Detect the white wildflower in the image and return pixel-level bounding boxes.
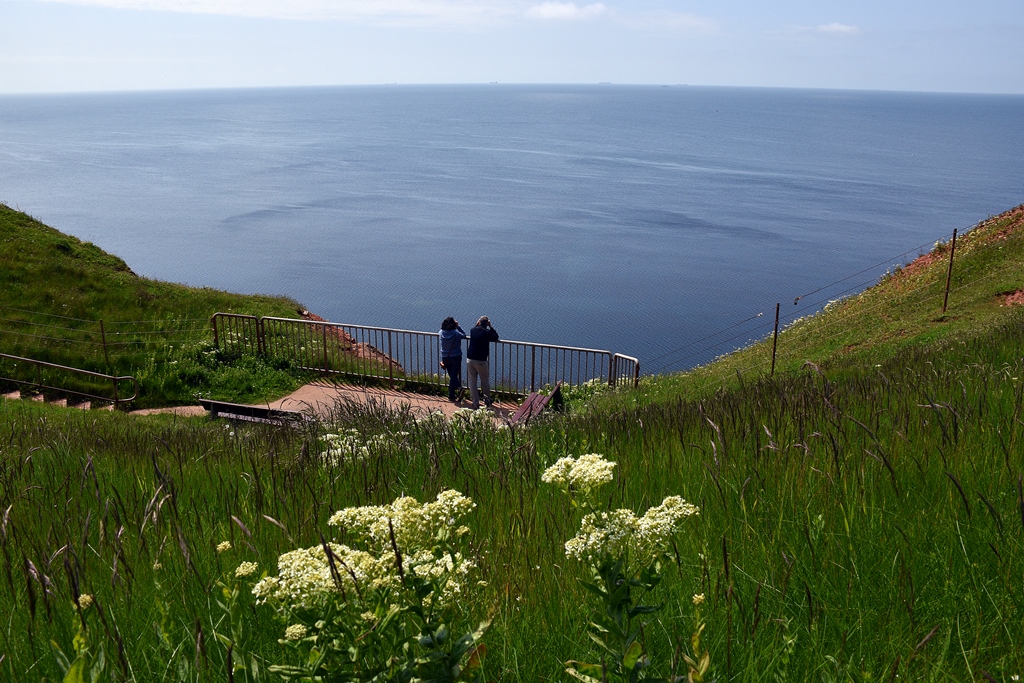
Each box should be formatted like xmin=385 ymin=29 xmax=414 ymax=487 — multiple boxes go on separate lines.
xmin=284 ymin=623 xmax=307 ymax=641
xmin=542 ymin=453 xmax=616 ymax=499
xmin=564 ymin=496 xmax=699 ymax=565
xmin=235 ymin=561 xmax=258 ymax=578
xmin=216 ymin=541 xmax=232 ymax=553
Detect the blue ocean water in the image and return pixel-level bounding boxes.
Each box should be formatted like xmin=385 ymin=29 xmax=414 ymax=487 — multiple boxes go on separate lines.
xmin=1 ymin=85 xmax=1022 ymax=372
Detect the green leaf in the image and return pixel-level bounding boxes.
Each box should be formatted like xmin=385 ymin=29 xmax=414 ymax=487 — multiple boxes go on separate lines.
xmin=623 ymin=641 xmax=643 ymax=672
xmin=63 ymin=658 xmax=86 ymax=683
xmin=89 ymin=646 xmax=106 ymax=683
xmin=579 ymin=579 xmax=607 ymax=599
xmin=627 ymin=603 xmax=662 ymax=618
xmin=587 ymin=631 xmax=615 ymax=654
xmin=50 ymin=641 xmax=71 ymax=675
xmin=565 ymin=663 xmax=603 ymax=683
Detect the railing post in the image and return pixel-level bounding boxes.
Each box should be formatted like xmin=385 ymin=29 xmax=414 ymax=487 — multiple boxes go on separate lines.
xmin=211 ymin=315 xmax=219 ymax=349
xmin=257 ymin=317 xmax=266 ymax=356
xmin=607 ymin=352 xmax=615 ymax=387
xmin=388 ymin=331 xmax=395 ymax=389
xmin=322 ymin=324 xmax=329 ymax=372
xmin=530 ymin=346 xmax=536 ymax=393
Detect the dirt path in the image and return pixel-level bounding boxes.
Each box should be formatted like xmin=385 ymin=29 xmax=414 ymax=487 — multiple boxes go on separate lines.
xmin=130 ymin=382 xmax=517 ymax=421
xmin=265 ymin=381 xmax=516 ymax=420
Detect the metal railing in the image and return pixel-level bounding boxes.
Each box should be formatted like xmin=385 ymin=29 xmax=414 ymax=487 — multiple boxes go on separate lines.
xmin=0 ymin=352 xmax=139 ymax=406
xmin=211 ymin=313 xmax=639 ymax=398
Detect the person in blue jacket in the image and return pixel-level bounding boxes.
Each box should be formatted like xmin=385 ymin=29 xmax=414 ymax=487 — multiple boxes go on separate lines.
xmin=466 ymin=315 xmax=499 ymax=409
xmin=438 ymin=316 xmax=467 ymax=402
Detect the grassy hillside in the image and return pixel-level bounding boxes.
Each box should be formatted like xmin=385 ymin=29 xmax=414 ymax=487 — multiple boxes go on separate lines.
xmin=0 ymin=203 xmax=311 ymax=407
xmin=1 ymin=205 xmax=1023 ymax=681
xmin=612 ymin=204 xmax=1024 ymax=408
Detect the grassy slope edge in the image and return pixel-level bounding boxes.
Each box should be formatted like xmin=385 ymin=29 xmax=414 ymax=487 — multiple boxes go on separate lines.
xmin=606 ymin=204 xmax=1024 ymax=409
xmin=0 ymin=203 xmax=311 ymax=407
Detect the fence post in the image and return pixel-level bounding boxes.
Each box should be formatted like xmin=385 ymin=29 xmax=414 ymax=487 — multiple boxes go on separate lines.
xmin=607 ymin=353 xmax=615 ymax=387
xmin=532 ymin=350 xmax=540 ymax=393
xmin=98 ymin=319 xmax=111 ymax=370
xmin=257 ymin=318 xmax=266 ymax=356
xmin=770 ymin=303 xmax=780 ymax=377
xmin=211 ymin=315 xmax=219 ymax=349
xmin=322 ymin=324 xmax=329 ymax=372
xmin=942 ymin=228 xmax=958 ymax=314
xmin=388 ymin=331 xmax=395 ymax=390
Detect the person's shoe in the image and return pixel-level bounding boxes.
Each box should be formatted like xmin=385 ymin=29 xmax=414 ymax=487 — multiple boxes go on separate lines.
xmin=457 ymin=388 xmax=467 ymax=402
xmin=484 ymin=396 xmax=494 ymax=407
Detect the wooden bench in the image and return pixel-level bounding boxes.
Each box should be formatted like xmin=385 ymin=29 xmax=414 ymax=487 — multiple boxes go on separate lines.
xmin=509 ymin=381 xmax=563 ymax=425
xmin=199 ymin=399 xmax=310 ymax=425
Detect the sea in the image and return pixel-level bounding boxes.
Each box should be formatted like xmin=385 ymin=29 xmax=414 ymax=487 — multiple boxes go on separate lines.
xmin=1 ymin=85 xmax=1022 ymax=373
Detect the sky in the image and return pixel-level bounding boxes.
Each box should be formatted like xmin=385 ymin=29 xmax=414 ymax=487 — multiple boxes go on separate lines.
xmin=0 ymin=0 xmax=1022 ymax=94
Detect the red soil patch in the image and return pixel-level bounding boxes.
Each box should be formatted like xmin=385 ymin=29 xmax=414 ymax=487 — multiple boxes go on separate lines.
xmin=892 ymin=204 xmax=1024 ymax=286
xmin=300 ymin=311 xmax=404 ymax=371
xmin=1000 ymin=290 xmax=1024 ymax=307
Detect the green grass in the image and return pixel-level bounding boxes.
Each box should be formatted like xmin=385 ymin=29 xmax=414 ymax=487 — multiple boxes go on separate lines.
xmin=1 ymin=204 xmax=1024 ymax=681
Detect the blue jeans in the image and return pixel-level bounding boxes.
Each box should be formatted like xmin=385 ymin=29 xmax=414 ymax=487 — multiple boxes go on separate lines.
xmin=442 ymin=355 xmax=463 ymax=399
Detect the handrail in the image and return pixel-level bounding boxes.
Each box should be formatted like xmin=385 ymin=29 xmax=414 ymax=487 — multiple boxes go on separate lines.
xmin=259 ymin=316 xmax=616 ymax=354
xmin=0 ymin=351 xmax=139 ymax=406
xmin=212 ymin=313 xmax=641 ymax=397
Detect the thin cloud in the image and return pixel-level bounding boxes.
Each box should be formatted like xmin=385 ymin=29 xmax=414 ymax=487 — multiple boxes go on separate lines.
xmin=30 ymin=0 xmax=527 ymax=25
xmin=774 ymin=22 xmax=861 ymax=38
xmin=524 ymin=2 xmax=606 ymax=20
xmin=624 ymin=10 xmax=718 ymax=34
xmin=814 ymin=22 xmax=859 ymax=35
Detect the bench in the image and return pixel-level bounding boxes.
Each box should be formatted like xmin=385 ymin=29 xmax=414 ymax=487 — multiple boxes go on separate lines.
xmin=509 ymin=381 xmax=563 ymax=425
xmin=199 ymin=399 xmax=310 ymax=425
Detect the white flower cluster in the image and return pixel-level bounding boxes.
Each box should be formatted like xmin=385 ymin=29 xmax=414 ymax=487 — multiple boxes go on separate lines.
xmin=415 ymin=411 xmax=448 ymax=428
xmin=564 ymin=496 xmax=700 ymax=566
xmin=252 ymin=543 xmax=380 ymax=609
xmin=451 ymin=407 xmax=497 ymax=430
xmin=329 ymin=489 xmax=475 ymax=551
xmin=235 ymin=561 xmax=258 ymax=578
xmin=284 ymin=623 xmax=308 ymax=641
xmin=254 ymin=491 xmax=476 ymax=611
xmin=541 ymin=453 xmax=617 ymax=498
xmin=322 ymin=429 xmax=410 ymax=465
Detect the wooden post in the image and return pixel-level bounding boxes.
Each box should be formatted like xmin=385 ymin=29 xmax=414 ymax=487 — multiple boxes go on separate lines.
xmin=770 ymin=303 xmax=780 ymax=377
xmin=99 ymin=319 xmax=110 ymax=371
xmin=942 ymin=228 xmax=958 ymax=314
xmin=211 ymin=315 xmax=219 ymax=349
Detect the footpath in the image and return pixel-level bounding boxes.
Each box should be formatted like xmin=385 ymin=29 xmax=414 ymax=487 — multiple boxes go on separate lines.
xmin=129 ymin=381 xmax=516 ymax=421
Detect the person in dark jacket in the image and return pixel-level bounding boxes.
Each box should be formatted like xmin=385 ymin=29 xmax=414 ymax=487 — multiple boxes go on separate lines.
xmin=438 ymin=317 xmax=467 ymax=402
xmin=466 ymin=315 xmax=499 ymax=409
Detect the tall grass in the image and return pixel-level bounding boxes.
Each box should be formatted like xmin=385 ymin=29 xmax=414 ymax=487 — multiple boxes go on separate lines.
xmin=2 ymin=302 xmax=1023 ymax=680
